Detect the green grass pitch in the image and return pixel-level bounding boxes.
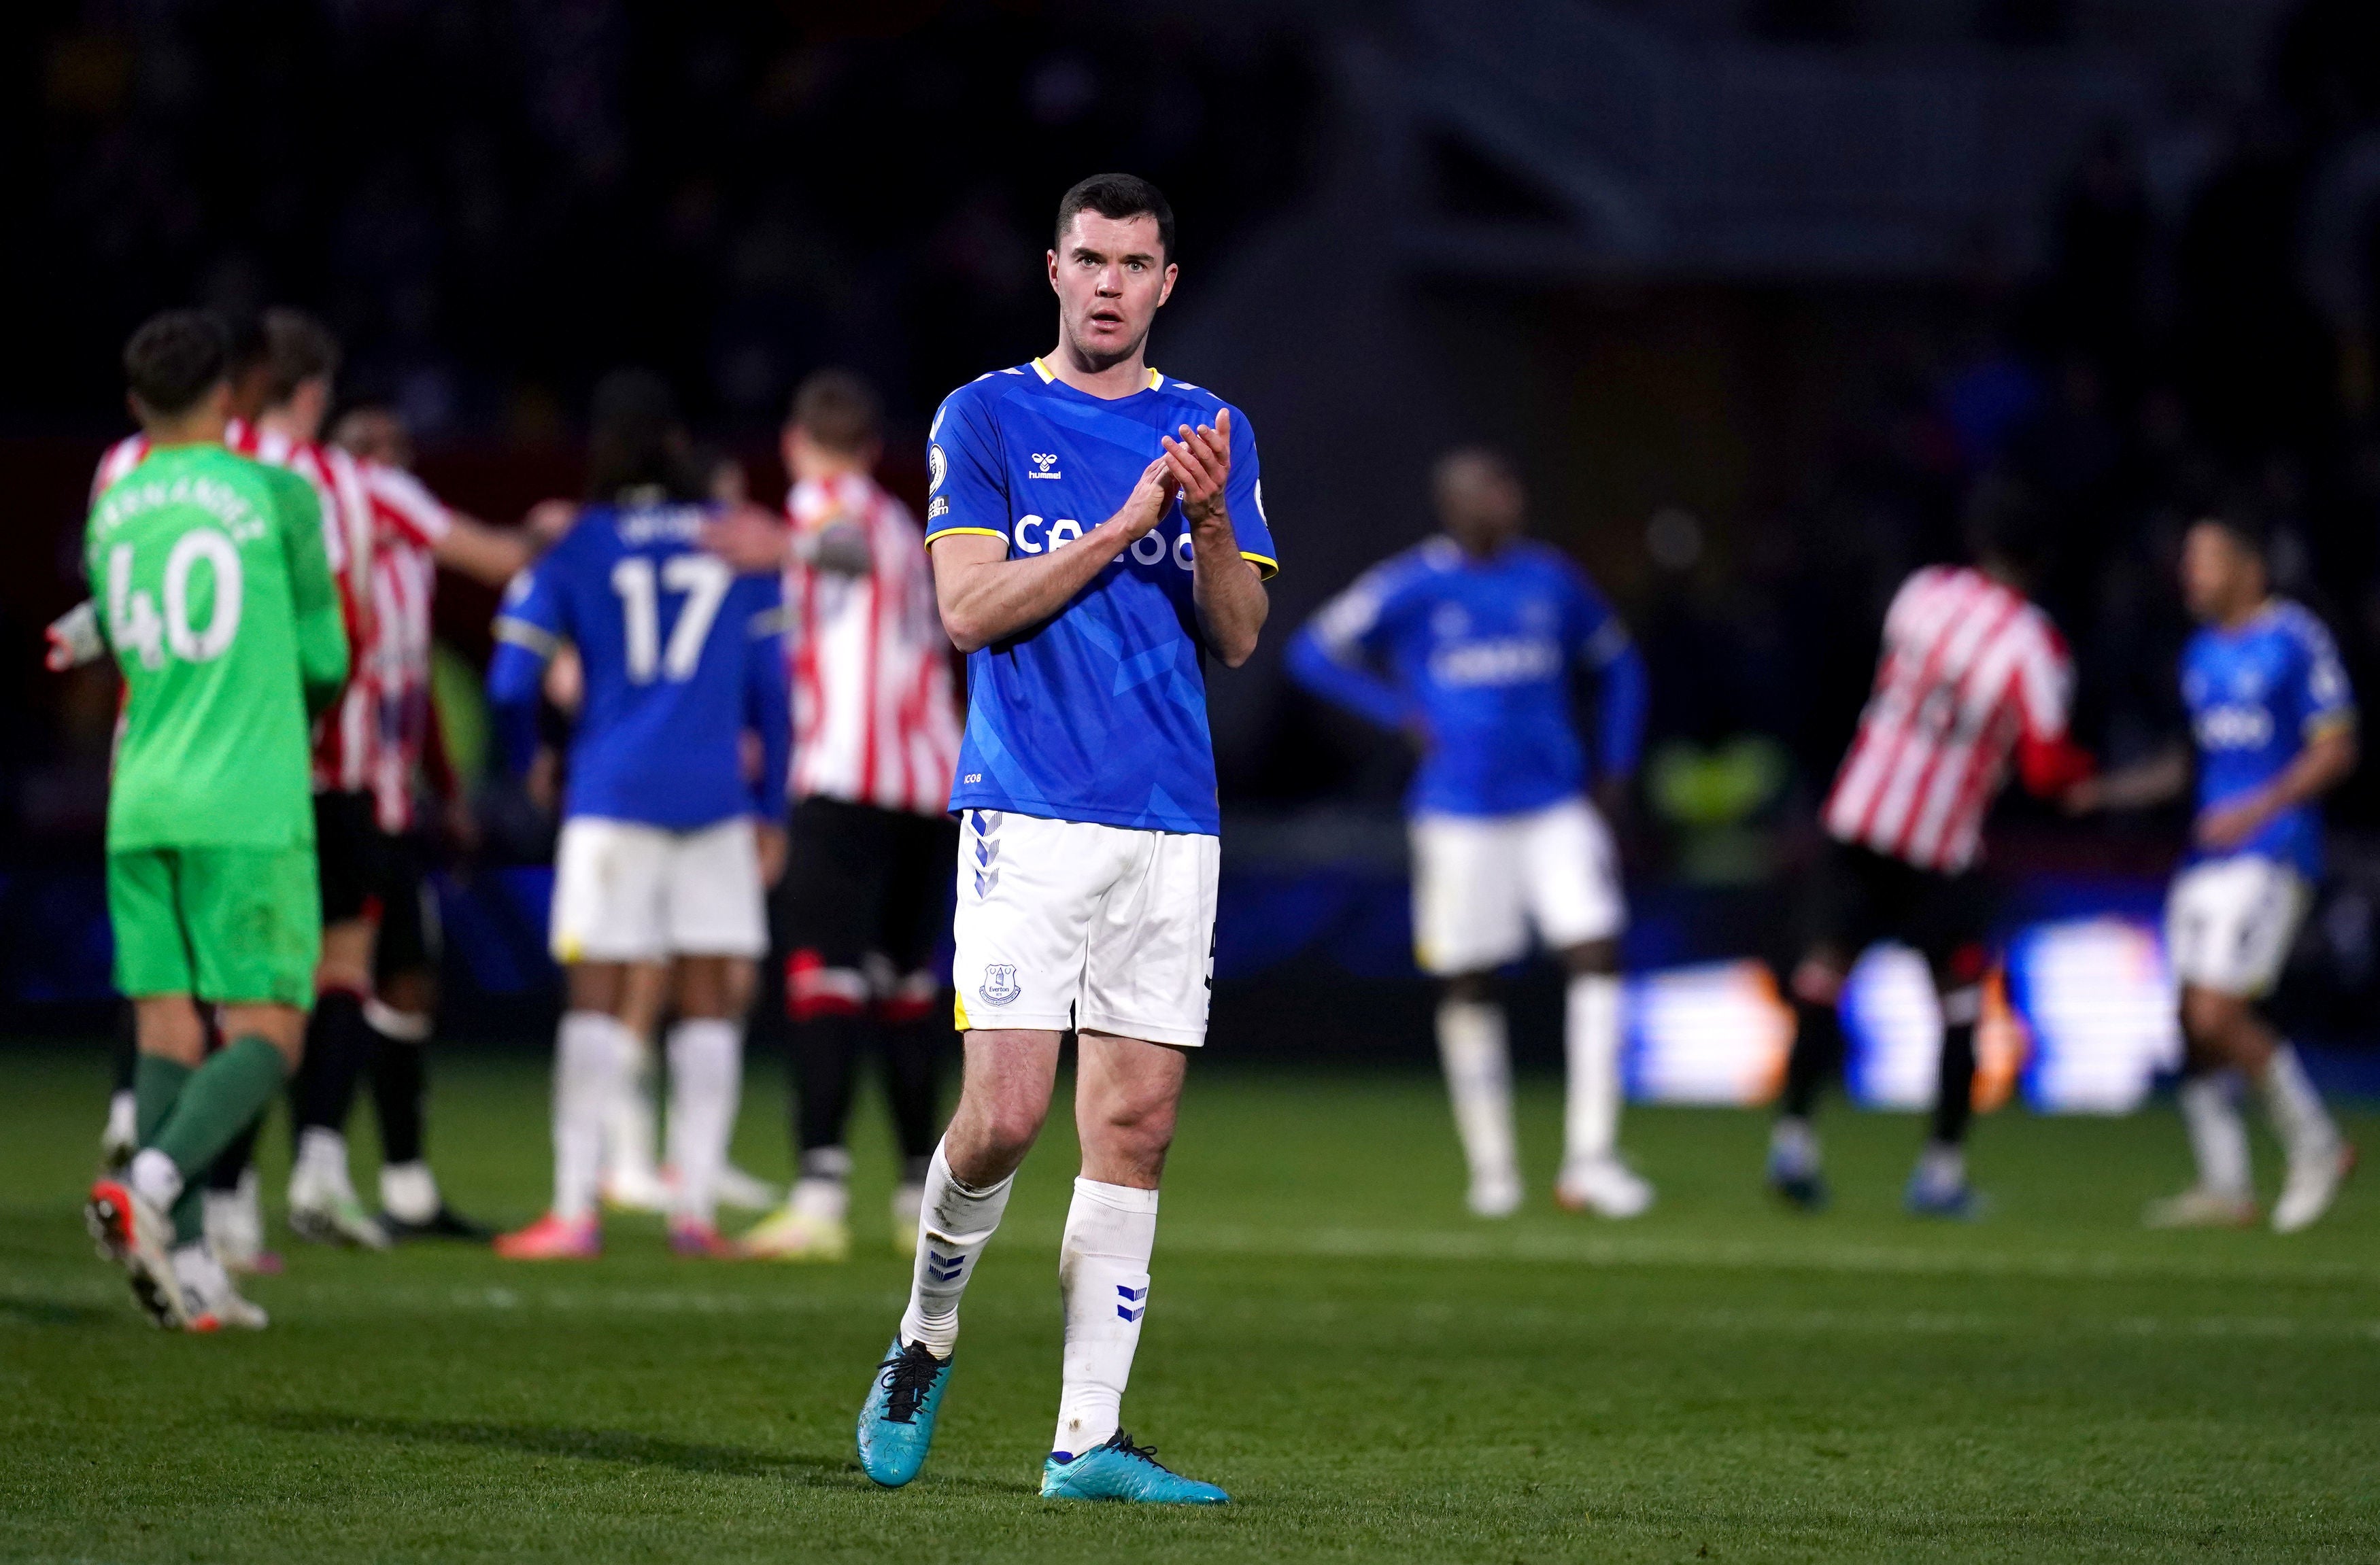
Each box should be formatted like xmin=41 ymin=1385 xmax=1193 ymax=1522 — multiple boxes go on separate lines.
xmin=3 ymin=1039 xmax=2377 ymax=1562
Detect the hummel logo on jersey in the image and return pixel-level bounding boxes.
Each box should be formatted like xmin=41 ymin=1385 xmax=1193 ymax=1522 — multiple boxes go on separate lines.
xmin=1115 ymin=1284 xmax=1148 ymax=1322
xmin=925 ymin=1250 xmax=966 ymax=1283
xmin=1028 ymin=452 xmax=1062 ymax=479
xmin=980 ymin=963 xmax=1020 ymax=1005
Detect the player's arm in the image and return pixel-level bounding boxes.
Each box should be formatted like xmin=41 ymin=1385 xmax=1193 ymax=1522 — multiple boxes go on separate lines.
xmin=486 ymin=562 xmax=568 ymax=780
xmin=1569 ymin=583 xmax=1648 ymax=804
xmin=431 ymin=512 xmax=543 ymax=587
xmin=1287 ymin=574 xmax=1411 ymax=733
xmin=2064 ymin=744 xmax=2188 ymax=813
xmin=930 ymin=458 xmax=1178 ymax=651
xmin=743 ymin=592 xmax=793 ymax=818
xmin=273 ymin=470 xmax=350 ymax=717
xmin=702 ymin=502 xmax=871 ymax=577
xmin=1163 ymin=408 xmax=1268 ymax=667
xmin=45 ymin=600 xmax=105 ymax=671
xmin=742 ymin=589 xmax=793 ymax=882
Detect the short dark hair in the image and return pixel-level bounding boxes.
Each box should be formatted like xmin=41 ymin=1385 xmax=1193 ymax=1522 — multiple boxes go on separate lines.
xmin=789 ymin=368 xmax=881 ymax=454
xmin=1965 ymin=473 xmax=2052 ymax=579
xmin=586 ymin=368 xmax=700 ymax=502
xmin=123 ymin=310 xmax=231 ymax=418
xmin=2196 ymin=498 xmax=2272 ymax=560
xmin=1055 ymin=173 xmax=1175 ymax=261
xmin=260 ymin=307 xmax=341 ymax=407
xmin=1432 ymin=445 xmax=1520 ymax=493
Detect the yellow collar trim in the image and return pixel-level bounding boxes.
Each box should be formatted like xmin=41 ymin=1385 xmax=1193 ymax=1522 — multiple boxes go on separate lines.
xmin=1030 ymin=358 xmax=1163 ymax=392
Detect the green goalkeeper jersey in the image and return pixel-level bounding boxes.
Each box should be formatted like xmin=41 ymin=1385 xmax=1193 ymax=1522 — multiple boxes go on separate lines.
xmin=85 ymin=441 xmax=349 ymax=851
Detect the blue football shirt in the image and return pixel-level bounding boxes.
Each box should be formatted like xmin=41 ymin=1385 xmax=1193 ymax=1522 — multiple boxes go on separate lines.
xmin=2181 ymin=598 xmax=2356 ymax=878
xmin=1288 ymin=536 xmax=1648 ymax=817
xmin=923 ymin=358 xmax=1277 ymax=836
xmin=488 ymin=500 xmax=790 ymax=830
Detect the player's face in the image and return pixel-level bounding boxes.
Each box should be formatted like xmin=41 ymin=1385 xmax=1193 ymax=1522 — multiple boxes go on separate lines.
xmin=1049 ymin=212 xmax=1176 ymax=368
xmin=2181 ymin=522 xmax=2263 ymax=624
xmin=1435 ymin=460 xmax=1525 ymax=553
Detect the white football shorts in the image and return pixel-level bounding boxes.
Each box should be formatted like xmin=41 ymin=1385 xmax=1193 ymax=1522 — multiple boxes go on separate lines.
xmin=950 ymin=809 xmax=1219 ymax=1048
xmin=1410 ymin=795 xmax=1625 ymax=976
xmin=2164 ymin=853 xmax=2308 ymax=999
xmin=549 ymin=815 xmax=768 ymax=964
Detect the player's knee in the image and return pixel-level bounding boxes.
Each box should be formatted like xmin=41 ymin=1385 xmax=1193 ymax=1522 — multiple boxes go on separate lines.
xmin=1788 ymin=955 xmax=1847 ymax=1008
xmin=2179 ymin=986 xmax=2245 ymax=1050
xmin=1442 ymin=970 xmax=1497 ymax=1004
xmin=1560 ymin=938 xmax=1620 ymax=976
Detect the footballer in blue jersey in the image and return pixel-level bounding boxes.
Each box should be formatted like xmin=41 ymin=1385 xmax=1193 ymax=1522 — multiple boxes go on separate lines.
xmin=854 ymin=175 xmax=1255 ymax=1507
xmin=2073 ymin=511 xmax=2359 ymax=1233
xmin=482 ymin=371 xmax=792 ymax=1259
xmin=1291 ymin=447 xmax=1653 ymax=1220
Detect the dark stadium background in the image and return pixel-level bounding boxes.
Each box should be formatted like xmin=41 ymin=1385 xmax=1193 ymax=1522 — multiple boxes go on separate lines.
xmin=5 ymin=0 xmax=2380 ymax=1062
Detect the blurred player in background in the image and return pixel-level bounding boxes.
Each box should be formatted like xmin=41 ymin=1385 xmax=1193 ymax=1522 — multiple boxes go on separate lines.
xmin=1767 ymin=486 xmax=2091 ymax=1217
xmin=1289 ymin=447 xmax=1652 ymax=1218
xmin=2068 ymin=509 xmax=2359 ymax=1232
xmin=853 ymin=173 xmax=1271 ymax=1506
xmin=703 ymin=369 xmax=963 ymax=1262
xmin=486 ymin=370 xmax=789 ymax=1259
xmin=323 ymin=401 xmax=554 ymax=1240
xmin=84 ymin=310 xmax=348 ymax=1329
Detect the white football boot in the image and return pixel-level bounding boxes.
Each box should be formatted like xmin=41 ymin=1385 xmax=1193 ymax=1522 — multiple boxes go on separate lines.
xmin=2273 ymin=1142 xmax=2357 ymax=1235
xmin=1554 ymin=1157 xmax=1655 ymax=1219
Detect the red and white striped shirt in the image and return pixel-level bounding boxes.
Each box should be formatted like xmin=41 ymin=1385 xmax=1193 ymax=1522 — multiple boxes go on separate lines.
xmin=783 ymin=472 xmax=962 ymax=816
xmin=1821 ymin=565 xmax=2075 ymax=873
xmin=356 ymin=464 xmax=454 ymax=832
xmin=93 ymin=425 xmax=378 ymax=794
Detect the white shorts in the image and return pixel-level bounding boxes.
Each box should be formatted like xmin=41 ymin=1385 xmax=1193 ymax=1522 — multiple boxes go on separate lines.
xmin=2164 ymin=855 xmax=2308 ymax=999
xmin=1411 ymin=796 xmax=1625 ymax=976
xmin=950 ymin=810 xmax=1219 ymax=1048
xmin=549 ymin=816 xmax=768 ymax=964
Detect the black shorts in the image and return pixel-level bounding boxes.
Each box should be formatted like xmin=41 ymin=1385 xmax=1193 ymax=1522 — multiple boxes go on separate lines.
xmin=371 ymin=831 xmax=442 ymax=986
xmin=315 ymin=790 xmax=441 ymax=981
xmin=1797 ymin=839 xmax=1994 ymax=985
xmin=314 ymin=791 xmax=383 ymax=926
xmin=775 ymin=797 xmax=957 ymax=974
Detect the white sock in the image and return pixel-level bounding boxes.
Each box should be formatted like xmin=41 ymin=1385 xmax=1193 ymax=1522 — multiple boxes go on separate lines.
xmin=898 ymin=1141 xmax=1015 ymax=1358
xmin=1771 ymin=1116 xmax=1818 ymax=1170
xmin=1563 ymin=973 xmax=1624 ymax=1168
xmin=379 ymin=1160 xmax=441 ymax=1223
xmin=790 ymin=1177 xmax=851 ymax=1224
xmin=1916 ymin=1139 xmax=1965 ymax=1190
xmin=664 ymin=1018 xmax=742 ymax=1226
xmin=1052 ymin=1177 xmax=1159 ymax=1460
xmin=362 ymin=998 xmax=432 ymax=1041
xmin=554 ymin=1010 xmax=628 ymax=1221
xmin=104 ymin=1089 xmax=137 ymax=1149
xmin=1436 ymin=999 xmax=1518 ymax=1190
xmin=2260 ymin=1044 xmax=2339 ymax=1167
xmin=603 ymin=1039 xmax=660 ymax=1185
xmin=128 ymin=1147 xmax=183 ymax=1213
xmin=294 ymin=1127 xmax=354 ymax=1197
xmin=2179 ymin=1073 xmax=2251 ymax=1198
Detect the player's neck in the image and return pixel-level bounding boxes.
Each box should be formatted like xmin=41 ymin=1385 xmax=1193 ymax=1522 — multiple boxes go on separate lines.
xmin=1043 ymin=338 xmax=1149 ymax=401
xmin=2215 ymin=595 xmax=2273 ymax=633
xmin=255 ymin=407 xmax=316 ymax=445
xmin=142 ymin=412 xmax=226 ymax=449
xmin=793 ymin=455 xmax=870 ymax=483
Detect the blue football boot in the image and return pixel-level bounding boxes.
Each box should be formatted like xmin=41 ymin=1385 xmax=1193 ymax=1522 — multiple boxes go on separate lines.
xmin=1766 ymin=1147 xmax=1829 ymax=1211
xmin=1903 ymin=1165 xmax=1987 ymax=1220
xmin=856 ymin=1337 xmax=951 ymax=1487
xmin=1040 ymin=1430 xmax=1229 ymax=1504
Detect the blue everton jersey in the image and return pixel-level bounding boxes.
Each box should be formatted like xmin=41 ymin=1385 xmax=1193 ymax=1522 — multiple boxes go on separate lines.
xmin=488 ymin=500 xmax=790 ymax=831
xmin=923 ymin=358 xmax=1277 ymax=836
xmin=2181 ymin=599 xmax=2356 ymax=878
xmin=1288 ymin=536 xmax=1648 ymax=817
